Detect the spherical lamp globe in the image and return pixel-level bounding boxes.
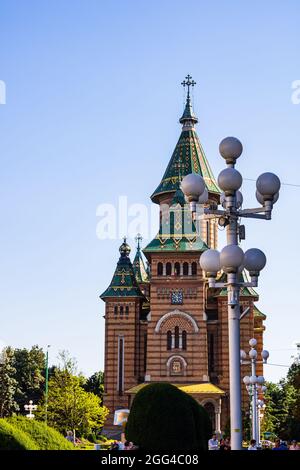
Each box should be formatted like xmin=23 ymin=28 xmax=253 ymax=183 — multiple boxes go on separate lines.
xmin=199 ymin=249 xmax=221 ymax=275
xmin=256 ymin=172 xmax=281 ymax=200
xmin=219 ymin=137 xmax=243 ymax=164
xmin=181 ymin=173 xmax=205 ymax=202
xmin=244 ymin=248 xmax=266 ymax=275
xmin=218 ymin=168 xmax=243 ymax=195
xmin=220 ymin=245 xmax=244 ymax=273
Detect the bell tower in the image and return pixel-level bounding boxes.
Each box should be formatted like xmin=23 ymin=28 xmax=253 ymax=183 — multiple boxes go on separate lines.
xmin=143 ymin=76 xmax=221 ymax=383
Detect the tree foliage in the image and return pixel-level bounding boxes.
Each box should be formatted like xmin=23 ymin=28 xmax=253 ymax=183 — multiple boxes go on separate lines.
xmin=0 ymin=419 xmax=38 ymax=450
xmin=13 ymin=345 xmax=46 ymax=410
xmin=83 ymin=371 xmax=104 ymax=403
xmin=126 ymin=383 xmax=211 ymax=451
xmin=0 ymin=347 xmax=18 ymax=418
xmin=36 ymin=352 xmax=108 ymax=437
xmin=262 ymin=362 xmax=300 ymax=440
xmin=7 ymin=416 xmax=74 ymax=450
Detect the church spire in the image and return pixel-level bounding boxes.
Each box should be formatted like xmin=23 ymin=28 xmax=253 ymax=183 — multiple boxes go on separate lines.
xmin=151 ymin=75 xmax=220 ymax=203
xmin=133 ymin=234 xmax=149 ymax=284
xmin=100 ymin=238 xmax=145 ymax=299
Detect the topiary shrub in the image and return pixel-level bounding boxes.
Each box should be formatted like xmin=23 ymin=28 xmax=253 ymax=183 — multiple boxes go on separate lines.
xmin=7 ymin=416 xmax=74 ymax=450
xmin=0 ymin=419 xmax=38 ymax=450
xmin=125 ymin=383 xmax=212 ymax=451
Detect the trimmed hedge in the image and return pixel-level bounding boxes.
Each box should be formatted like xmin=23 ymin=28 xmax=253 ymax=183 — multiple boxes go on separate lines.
xmin=7 ymin=416 xmax=74 ymax=450
xmin=125 ymin=383 xmax=212 ymax=451
xmin=0 ymin=420 xmax=38 ymax=450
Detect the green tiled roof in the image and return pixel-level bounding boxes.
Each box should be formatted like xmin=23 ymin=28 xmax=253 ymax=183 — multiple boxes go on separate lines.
xmin=100 ymin=240 xmax=146 ymax=299
xmin=144 ymin=189 xmax=208 ymax=254
xmin=151 ymin=98 xmax=220 ymax=202
xmin=133 ymin=240 xmax=149 ymax=284
xmin=254 ymin=305 xmax=266 ymax=320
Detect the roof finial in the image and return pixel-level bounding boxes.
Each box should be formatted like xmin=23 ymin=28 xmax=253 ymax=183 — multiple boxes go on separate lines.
xmin=181 ymin=74 xmax=196 ymax=101
xmin=180 ymin=74 xmax=198 ymax=126
xmin=135 ymin=233 xmax=143 ymax=250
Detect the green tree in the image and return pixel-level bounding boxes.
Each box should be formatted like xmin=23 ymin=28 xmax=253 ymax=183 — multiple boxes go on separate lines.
xmin=13 ymin=346 xmax=46 ymax=410
xmin=261 ymin=377 xmax=299 ymax=440
xmin=126 ymin=383 xmax=211 ymax=451
xmin=36 ymin=352 xmax=108 ymax=437
xmin=83 ymin=372 xmax=104 ymax=403
xmin=0 ymin=347 xmax=18 ymax=417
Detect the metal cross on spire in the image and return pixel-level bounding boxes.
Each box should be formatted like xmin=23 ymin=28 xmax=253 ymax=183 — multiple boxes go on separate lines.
xmin=181 ymin=74 xmax=196 ymax=98
xmin=135 ymin=233 xmax=143 ymax=249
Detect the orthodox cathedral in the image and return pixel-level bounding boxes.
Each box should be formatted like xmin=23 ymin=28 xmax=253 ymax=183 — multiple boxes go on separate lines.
xmin=100 ymin=77 xmax=266 ymax=433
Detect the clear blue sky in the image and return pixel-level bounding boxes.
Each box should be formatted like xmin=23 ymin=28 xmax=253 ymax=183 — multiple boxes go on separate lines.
xmin=0 ymin=0 xmax=299 ymax=382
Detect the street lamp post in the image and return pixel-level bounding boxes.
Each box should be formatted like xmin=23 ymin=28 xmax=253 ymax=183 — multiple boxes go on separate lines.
xmin=45 ymin=345 xmax=50 ymax=426
xmin=242 ymin=339 xmax=269 ymax=445
xmin=181 ymin=137 xmax=280 ymax=450
xmin=24 ymin=400 xmax=37 ymax=419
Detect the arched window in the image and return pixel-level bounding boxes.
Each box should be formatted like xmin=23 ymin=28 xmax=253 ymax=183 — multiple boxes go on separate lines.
xmin=166 ymin=262 xmax=172 ymax=276
xmin=114 ymin=306 xmax=118 ymax=316
xmin=157 ymin=262 xmax=163 ymax=276
xmin=167 ymin=331 xmax=172 ymax=350
xmin=174 ymin=326 xmax=179 ymax=349
xmin=120 ymin=306 xmax=124 ymax=316
xmin=182 ymin=330 xmax=187 ymax=350
xmin=208 ymin=333 xmax=215 ymax=373
xmin=192 ymin=262 xmax=197 ymax=276
xmin=174 ymin=262 xmax=180 ymax=276
xmin=183 ymin=262 xmax=189 ymax=276
xmin=125 ymin=306 xmax=129 ymax=316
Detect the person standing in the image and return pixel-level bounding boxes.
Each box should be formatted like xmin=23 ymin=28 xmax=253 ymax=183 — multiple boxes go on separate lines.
xmin=220 ymin=437 xmax=231 ymax=451
xmin=208 ymin=433 xmax=219 ymax=450
xmin=248 ymin=439 xmax=258 ymax=450
xmin=289 ymin=440 xmax=300 ymax=450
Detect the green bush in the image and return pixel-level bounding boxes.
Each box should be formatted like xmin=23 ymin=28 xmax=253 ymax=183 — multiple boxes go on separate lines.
xmin=7 ymin=416 xmax=74 ymax=450
xmin=0 ymin=419 xmax=38 ymax=450
xmin=125 ymin=383 xmax=211 ymax=451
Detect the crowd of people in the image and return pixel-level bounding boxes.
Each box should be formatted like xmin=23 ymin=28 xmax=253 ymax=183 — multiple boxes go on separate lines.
xmin=109 ymin=440 xmax=137 ymax=450
xmin=208 ymin=433 xmax=300 ymax=451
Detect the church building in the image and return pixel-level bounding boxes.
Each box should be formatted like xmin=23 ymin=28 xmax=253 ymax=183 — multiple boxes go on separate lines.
xmin=100 ymin=77 xmax=266 ymax=434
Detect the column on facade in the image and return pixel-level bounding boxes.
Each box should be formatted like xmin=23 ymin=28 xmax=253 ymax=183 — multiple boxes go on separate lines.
xmin=180 ymin=263 xmax=183 ymax=276
xmin=215 ymin=399 xmax=222 ymax=434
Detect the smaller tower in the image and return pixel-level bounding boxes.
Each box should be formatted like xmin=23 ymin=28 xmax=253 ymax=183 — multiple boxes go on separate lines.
xmin=132 ymin=234 xmax=150 ymax=297
xmin=100 ymin=238 xmax=147 ymax=426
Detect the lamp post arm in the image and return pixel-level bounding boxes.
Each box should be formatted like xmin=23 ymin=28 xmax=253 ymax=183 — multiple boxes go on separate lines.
xmin=240 ymin=306 xmax=250 ymax=320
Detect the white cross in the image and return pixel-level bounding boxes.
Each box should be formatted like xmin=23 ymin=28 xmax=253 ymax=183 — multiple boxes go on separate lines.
xmin=24 ymin=400 xmax=37 ymax=419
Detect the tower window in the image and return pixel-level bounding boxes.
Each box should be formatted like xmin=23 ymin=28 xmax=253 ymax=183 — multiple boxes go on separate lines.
xmin=183 ymin=262 xmax=189 ymax=276
xmin=157 ymin=262 xmax=163 ymax=276
xmin=166 ymin=262 xmax=172 ymax=276
xmin=208 ymin=333 xmax=215 ymax=373
xmin=120 ymin=306 xmax=124 ymax=317
xmin=125 ymin=306 xmax=129 ymax=316
xmin=144 ymin=333 xmax=147 ymax=373
xmin=174 ymin=326 xmax=180 ymax=349
xmin=192 ymin=262 xmax=197 ymax=276
xmin=114 ymin=306 xmax=118 ymax=316
xmin=118 ymin=337 xmax=124 ymax=394
xmin=182 ymin=330 xmax=187 ymax=350
xmin=174 ymin=262 xmax=180 ymax=276
xmin=167 ymin=331 xmax=172 ymax=350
